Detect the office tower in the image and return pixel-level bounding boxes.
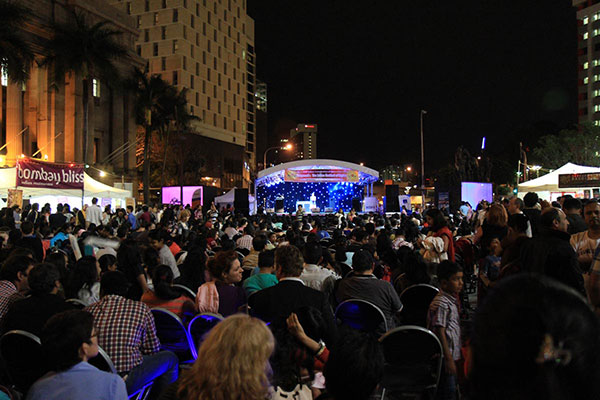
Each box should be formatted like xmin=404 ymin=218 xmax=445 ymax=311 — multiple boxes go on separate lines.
xmin=108 ymin=0 xmax=256 ymax=189
xmin=575 ymin=0 xmax=600 ymax=125
xmin=289 ymin=123 xmax=317 ymax=160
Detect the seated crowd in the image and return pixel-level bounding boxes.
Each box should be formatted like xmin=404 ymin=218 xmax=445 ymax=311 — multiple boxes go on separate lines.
xmin=0 ymin=195 xmax=598 ymax=399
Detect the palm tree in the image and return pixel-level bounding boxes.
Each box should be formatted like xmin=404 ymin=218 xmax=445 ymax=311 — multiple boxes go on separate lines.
xmin=157 ymin=87 xmax=200 ymax=188
xmin=0 ymin=0 xmax=34 ymax=83
xmin=41 ymin=10 xmax=127 ymax=165
xmin=126 ymin=67 xmax=170 ymax=204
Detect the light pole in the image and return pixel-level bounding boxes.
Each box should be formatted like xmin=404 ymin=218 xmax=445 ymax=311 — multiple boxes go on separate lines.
xmin=263 ymin=143 xmax=292 ymax=170
xmin=420 ymin=110 xmax=427 ymax=210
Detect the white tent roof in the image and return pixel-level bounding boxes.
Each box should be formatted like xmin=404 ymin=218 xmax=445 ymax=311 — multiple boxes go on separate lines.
xmin=214 ymin=188 xmax=255 ymax=205
xmin=518 ymin=162 xmax=600 ymax=192
xmin=0 ymin=168 xmax=131 ymax=198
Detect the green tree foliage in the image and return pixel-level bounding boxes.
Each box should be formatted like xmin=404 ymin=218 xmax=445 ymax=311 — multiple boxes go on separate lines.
xmin=127 ymin=68 xmax=198 ymax=203
xmin=126 ymin=67 xmax=170 ymax=204
xmin=532 ymin=123 xmax=600 ymax=169
xmin=0 ymin=0 xmax=34 ymax=83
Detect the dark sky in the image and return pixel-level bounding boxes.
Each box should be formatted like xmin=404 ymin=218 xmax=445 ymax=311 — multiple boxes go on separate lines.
xmin=248 ymin=1 xmax=578 ymax=173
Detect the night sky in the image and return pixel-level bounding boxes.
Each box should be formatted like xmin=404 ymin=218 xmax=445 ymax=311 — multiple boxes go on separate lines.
xmin=248 ymin=1 xmax=578 ymax=176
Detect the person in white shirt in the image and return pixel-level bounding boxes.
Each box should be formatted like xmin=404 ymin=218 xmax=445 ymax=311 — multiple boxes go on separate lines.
xmin=149 ymin=229 xmax=180 ymax=279
xmin=299 ymin=241 xmax=339 ymax=292
xmin=571 ymin=199 xmax=600 ymax=273
xmin=236 ymin=226 xmax=255 ymax=251
xmin=85 ymin=198 xmax=102 ymax=227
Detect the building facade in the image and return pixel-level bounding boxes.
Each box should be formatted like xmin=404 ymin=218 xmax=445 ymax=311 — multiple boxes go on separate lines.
xmin=575 ymin=0 xmax=600 ymax=125
xmin=108 ymin=0 xmax=256 ymax=189
xmin=0 ymin=0 xmax=142 ymax=185
xmin=255 ymin=79 xmax=268 ymax=170
xmin=289 ymin=123 xmax=317 ymax=160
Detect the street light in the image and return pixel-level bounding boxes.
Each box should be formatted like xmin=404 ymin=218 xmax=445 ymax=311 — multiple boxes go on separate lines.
xmin=263 ymin=144 xmax=292 ymax=169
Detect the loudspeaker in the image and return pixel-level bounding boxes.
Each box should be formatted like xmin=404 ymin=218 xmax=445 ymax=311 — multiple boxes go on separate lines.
xmin=275 ymin=199 xmax=284 ymax=212
xmin=234 ymin=188 xmax=249 ymax=214
xmin=352 ymin=198 xmax=362 ymax=213
xmin=385 ymin=185 xmax=400 ymax=212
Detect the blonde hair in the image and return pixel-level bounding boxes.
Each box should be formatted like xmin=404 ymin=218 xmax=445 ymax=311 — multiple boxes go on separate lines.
xmin=177 ymin=314 xmax=275 ymax=400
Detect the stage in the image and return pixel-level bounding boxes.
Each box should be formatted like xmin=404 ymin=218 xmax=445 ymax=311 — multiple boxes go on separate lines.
xmin=256 ymin=159 xmax=379 ymax=214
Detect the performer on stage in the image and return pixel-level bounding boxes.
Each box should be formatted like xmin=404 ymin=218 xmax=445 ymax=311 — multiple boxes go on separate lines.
xmin=310 ymin=192 xmax=317 ymax=210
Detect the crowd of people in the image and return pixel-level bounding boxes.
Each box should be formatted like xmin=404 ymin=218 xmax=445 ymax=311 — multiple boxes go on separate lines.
xmin=0 ymin=192 xmax=599 ymax=399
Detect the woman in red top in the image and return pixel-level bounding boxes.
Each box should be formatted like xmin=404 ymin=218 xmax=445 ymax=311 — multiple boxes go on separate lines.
xmin=425 ymin=208 xmax=455 ymax=262
xmin=141 ymin=265 xmax=197 ymax=322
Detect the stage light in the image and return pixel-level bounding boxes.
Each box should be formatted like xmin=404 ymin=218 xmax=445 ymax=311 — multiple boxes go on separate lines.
xmin=284 ymin=144 xmax=292 ymax=150
xmin=0 ymin=156 xmax=4 ymax=164
xmin=99 ymin=171 xmax=106 ymax=177
xmin=43 ymin=154 xmax=48 ymax=160
xmin=19 ymin=154 xmax=25 ymax=158
xmin=69 ymin=163 xmax=74 ymax=167
xmin=406 ymin=166 xmax=412 ymax=172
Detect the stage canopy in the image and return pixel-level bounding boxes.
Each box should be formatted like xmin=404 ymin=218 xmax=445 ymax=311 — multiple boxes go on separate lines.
xmin=518 ymin=162 xmax=600 ymax=194
xmin=256 ymin=159 xmax=379 ymax=213
xmin=0 ymin=167 xmax=131 ymax=198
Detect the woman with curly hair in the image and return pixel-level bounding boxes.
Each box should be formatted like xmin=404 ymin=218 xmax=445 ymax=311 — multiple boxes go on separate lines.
xmin=159 ymin=314 xmax=274 ymax=400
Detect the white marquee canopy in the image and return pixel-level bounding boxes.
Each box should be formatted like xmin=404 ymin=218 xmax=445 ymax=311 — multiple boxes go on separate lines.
xmin=518 ymin=162 xmax=600 ymax=193
xmin=0 ymin=167 xmax=131 ymax=198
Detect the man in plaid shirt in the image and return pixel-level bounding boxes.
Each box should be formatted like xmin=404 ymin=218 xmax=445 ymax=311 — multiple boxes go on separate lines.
xmin=0 ymin=255 xmax=34 ymax=325
xmin=86 ymin=271 xmax=178 ymax=398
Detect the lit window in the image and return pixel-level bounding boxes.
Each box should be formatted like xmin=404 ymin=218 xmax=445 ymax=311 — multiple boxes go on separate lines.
xmin=596 ymin=120 xmax=600 ymax=126
xmin=585 ymin=61 xmax=589 ymax=69
xmin=584 ymin=32 xmax=589 ymax=40
xmin=594 ymin=60 xmax=600 ymax=67
xmin=585 ymin=77 xmax=589 ymax=84
xmin=1 ymin=66 xmax=7 ymax=87
xmin=92 ymin=78 xmax=100 ymax=98
xmin=594 ymin=29 xmax=600 ymax=36
xmin=584 ymin=16 xmax=589 ymax=24
xmin=594 ymin=74 xmax=599 ymax=82
xmin=595 ymin=104 xmax=600 ymax=112
xmin=594 ymin=89 xmax=600 ymax=97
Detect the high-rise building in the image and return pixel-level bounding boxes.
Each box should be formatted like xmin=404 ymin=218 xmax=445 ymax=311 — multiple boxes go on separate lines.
xmin=380 ymin=165 xmax=412 ymax=183
xmin=255 ymin=79 xmax=268 ymax=169
xmin=108 ymin=0 xmax=256 ymax=189
xmin=0 ymin=0 xmax=142 ymax=184
xmin=575 ymin=0 xmax=600 ymax=125
xmin=289 ymin=124 xmax=317 ymax=160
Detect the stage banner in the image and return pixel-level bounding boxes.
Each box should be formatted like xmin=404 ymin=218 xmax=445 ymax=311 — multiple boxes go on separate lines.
xmin=16 ymin=159 xmax=84 ymax=189
xmin=7 ymin=189 xmax=22 ymax=208
xmin=284 ymin=169 xmax=359 ymax=183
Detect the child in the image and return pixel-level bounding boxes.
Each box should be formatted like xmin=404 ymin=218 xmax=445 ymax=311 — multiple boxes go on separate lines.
xmin=428 ymin=261 xmax=463 ymax=400
xmin=480 ymin=238 xmax=502 ymax=288
xmin=243 ymin=250 xmax=278 ymax=296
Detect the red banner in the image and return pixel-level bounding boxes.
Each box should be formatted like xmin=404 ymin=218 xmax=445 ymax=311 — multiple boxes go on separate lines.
xmin=16 ymin=159 xmax=84 ymax=189
xmin=284 ymin=169 xmax=359 ymax=183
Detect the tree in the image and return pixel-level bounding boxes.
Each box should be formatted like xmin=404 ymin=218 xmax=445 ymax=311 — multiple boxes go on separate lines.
xmin=531 ymin=123 xmax=600 ymax=169
xmin=126 ymin=67 xmax=170 ymax=204
xmin=0 ymin=0 xmax=34 ymax=83
xmin=41 ymin=10 xmax=127 ymax=165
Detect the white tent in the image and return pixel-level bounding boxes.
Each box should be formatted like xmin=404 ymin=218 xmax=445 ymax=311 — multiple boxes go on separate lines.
xmin=518 ymin=162 xmax=600 ymax=199
xmin=0 ymin=167 xmax=131 ymax=210
xmin=0 ymin=167 xmax=131 ymax=198
xmin=214 ymin=188 xmax=256 ymax=213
